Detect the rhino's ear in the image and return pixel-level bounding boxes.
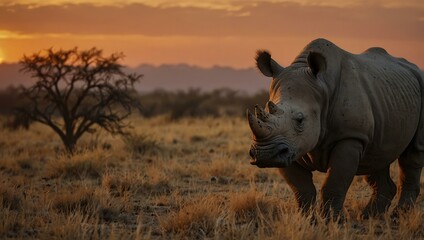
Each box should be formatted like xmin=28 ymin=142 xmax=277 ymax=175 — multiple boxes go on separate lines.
xmin=255 ymin=50 xmax=284 ymax=77
xmin=307 ymin=52 xmax=326 ymax=78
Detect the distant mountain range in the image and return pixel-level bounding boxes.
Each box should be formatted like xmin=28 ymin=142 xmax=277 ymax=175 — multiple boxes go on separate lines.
xmin=0 ymin=63 xmax=269 ymax=94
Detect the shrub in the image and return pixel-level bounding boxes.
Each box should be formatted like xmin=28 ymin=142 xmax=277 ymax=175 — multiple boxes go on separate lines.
xmin=44 ymin=150 xmax=113 ymax=179
xmin=137 ymin=88 xmax=269 ymax=119
xmin=122 ymin=133 xmax=161 ymax=156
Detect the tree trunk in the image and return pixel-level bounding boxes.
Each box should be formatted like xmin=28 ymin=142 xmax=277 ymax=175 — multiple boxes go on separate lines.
xmin=63 ymin=135 xmax=77 ymax=155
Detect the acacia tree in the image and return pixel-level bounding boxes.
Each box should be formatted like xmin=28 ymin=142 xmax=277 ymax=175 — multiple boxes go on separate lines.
xmin=17 ymin=47 xmax=142 ymax=154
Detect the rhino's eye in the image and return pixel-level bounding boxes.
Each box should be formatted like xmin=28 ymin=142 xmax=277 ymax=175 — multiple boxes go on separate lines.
xmin=295 ymin=112 xmax=304 ymax=123
xmin=293 ymin=112 xmax=305 ymax=132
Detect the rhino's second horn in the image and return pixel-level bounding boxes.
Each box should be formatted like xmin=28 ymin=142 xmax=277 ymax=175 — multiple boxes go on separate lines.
xmin=266 ymin=101 xmax=283 ymax=115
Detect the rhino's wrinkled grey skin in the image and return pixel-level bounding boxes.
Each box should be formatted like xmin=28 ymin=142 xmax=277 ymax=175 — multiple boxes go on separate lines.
xmin=248 ymin=38 xmax=424 ymax=219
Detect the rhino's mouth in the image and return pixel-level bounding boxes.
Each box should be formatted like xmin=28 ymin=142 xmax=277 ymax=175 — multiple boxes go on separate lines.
xmin=249 ymin=141 xmax=295 ymax=168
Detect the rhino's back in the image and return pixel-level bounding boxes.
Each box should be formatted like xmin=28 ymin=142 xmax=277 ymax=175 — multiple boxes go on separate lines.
xmin=339 ymin=48 xmax=422 ymax=173
xmin=359 ymin=47 xmax=421 ymax=125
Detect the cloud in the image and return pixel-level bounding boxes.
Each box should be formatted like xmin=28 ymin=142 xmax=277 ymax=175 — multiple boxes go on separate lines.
xmin=0 ymin=2 xmax=422 ymax=42
xmin=0 ymin=30 xmax=33 ymax=39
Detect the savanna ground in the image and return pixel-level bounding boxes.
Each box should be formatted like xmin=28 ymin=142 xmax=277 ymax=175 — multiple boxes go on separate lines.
xmin=0 ymin=115 xmax=424 ymax=239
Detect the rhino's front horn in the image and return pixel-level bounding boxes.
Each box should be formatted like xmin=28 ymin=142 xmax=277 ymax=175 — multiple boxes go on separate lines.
xmin=247 ymin=109 xmax=271 ymax=139
xmin=255 ymin=104 xmax=269 ymax=121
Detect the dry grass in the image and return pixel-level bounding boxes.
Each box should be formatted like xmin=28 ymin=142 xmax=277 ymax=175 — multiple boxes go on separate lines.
xmin=43 ymin=150 xmax=113 ymax=179
xmin=160 ymin=194 xmax=223 ymax=236
xmin=0 ymin=116 xmax=423 ymax=239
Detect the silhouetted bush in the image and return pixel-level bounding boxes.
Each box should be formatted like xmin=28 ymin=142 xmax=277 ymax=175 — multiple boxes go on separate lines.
xmin=138 ymin=88 xmax=268 ymax=120
xmin=0 ymin=86 xmax=268 ymax=121
xmin=0 ymin=86 xmax=24 ymax=115
xmin=0 ymin=86 xmax=32 ymax=130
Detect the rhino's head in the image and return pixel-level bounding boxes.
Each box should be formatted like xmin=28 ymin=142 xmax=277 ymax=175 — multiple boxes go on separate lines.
xmin=248 ymin=50 xmax=326 ymax=168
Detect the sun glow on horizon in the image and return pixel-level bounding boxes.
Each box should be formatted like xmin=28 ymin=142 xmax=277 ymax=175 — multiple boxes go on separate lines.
xmin=0 ymin=49 xmax=4 ymax=63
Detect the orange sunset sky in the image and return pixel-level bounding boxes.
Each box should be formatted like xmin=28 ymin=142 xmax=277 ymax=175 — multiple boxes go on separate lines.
xmin=0 ymin=0 xmax=423 ymax=69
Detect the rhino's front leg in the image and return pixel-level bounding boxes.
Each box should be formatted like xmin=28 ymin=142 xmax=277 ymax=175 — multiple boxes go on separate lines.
xmin=321 ymin=140 xmax=362 ymax=220
xmin=279 ymin=162 xmax=316 ymax=213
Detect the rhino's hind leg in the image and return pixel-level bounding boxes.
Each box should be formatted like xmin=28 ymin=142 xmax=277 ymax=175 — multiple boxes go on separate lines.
xmin=361 ymin=166 xmax=396 ymax=219
xmin=394 ymin=151 xmax=423 ymax=214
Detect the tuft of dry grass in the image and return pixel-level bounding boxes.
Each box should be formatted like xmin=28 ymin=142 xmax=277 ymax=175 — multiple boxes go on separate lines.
xmin=43 ymin=149 xmax=115 ymax=179
xmin=0 ymin=182 xmax=22 ymax=211
xmin=228 ymin=187 xmax=280 ymax=223
xmin=102 ymin=169 xmax=172 ymax=197
xmin=52 ymin=187 xmax=101 ymax=215
xmin=159 ymin=195 xmax=223 ymax=237
xmin=123 ymin=133 xmax=161 ymax=157
xmin=0 ymin=208 xmax=22 ymax=238
xmin=396 ymin=209 xmax=424 ymax=237
xmin=46 ymin=212 xmax=105 ymax=240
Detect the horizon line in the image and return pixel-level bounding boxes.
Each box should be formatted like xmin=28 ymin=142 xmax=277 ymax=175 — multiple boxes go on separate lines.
xmin=0 ymin=60 xmax=260 ymax=70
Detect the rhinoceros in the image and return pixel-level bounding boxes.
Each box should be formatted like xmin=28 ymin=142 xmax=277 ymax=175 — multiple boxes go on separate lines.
xmin=247 ymin=38 xmax=424 ymax=219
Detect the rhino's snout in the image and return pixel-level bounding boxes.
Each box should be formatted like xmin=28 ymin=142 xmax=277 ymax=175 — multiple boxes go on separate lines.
xmin=249 ymin=143 xmax=292 ymax=168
